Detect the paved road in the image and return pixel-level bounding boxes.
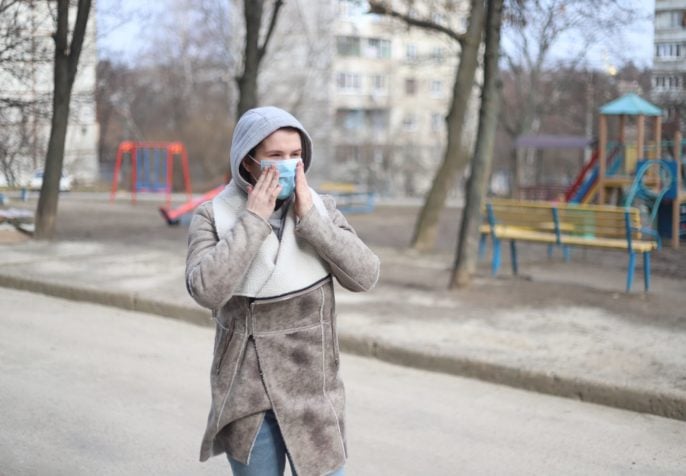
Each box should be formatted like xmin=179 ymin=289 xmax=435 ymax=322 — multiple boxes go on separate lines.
xmin=1 ymin=288 xmax=684 ymax=475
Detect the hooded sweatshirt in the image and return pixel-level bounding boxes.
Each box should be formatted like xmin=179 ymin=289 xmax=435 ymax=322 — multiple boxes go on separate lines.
xmin=211 ymin=106 xmax=330 ymax=299
xmin=229 ymin=106 xmax=313 ymax=194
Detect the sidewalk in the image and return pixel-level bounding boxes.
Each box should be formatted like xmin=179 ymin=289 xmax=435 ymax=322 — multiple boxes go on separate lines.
xmin=1 ymin=235 xmax=685 ymax=422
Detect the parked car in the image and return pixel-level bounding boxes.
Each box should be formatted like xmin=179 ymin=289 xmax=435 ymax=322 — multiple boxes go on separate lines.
xmin=29 ymin=169 xmax=73 ymax=192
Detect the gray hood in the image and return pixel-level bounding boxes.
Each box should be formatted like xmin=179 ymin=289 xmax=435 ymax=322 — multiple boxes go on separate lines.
xmin=230 ymin=106 xmax=313 ymax=193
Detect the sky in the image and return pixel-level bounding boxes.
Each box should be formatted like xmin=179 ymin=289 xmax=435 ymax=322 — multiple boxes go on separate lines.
xmin=96 ymin=1 xmax=166 ymax=61
xmin=541 ymin=0 xmax=655 ymax=70
xmin=96 ymin=0 xmax=655 ymax=69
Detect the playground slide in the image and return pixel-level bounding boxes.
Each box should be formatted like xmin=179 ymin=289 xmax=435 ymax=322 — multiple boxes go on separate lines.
xmin=564 ymin=149 xmax=599 ymax=202
xmin=567 ymin=146 xmax=621 ymax=203
xmin=159 ymin=184 xmax=224 ymax=225
xmin=579 ymin=152 xmax=624 ymax=204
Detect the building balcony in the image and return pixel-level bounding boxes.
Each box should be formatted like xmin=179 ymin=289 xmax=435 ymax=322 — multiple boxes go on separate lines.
xmin=651 ymin=88 xmax=686 ymax=103
xmin=332 ymin=128 xmax=389 ymax=145
xmin=656 ymin=0 xmax=686 ymax=12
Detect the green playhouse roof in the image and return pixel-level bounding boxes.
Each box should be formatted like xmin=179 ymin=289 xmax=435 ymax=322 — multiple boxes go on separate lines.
xmin=599 ymin=93 xmax=662 ymax=116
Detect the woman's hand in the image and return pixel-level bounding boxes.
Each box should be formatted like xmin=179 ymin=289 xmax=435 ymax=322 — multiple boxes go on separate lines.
xmin=246 ymin=166 xmax=280 ymax=220
xmin=294 ymin=160 xmax=313 ymax=219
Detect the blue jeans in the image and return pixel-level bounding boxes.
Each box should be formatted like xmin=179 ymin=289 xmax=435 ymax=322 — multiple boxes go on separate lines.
xmin=228 ymin=411 xmax=345 ymax=476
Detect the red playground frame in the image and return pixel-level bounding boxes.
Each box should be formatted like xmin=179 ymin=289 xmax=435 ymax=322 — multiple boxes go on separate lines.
xmin=110 ymin=141 xmax=192 ymax=208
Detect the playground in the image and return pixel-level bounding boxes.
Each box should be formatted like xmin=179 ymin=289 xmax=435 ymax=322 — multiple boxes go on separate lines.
xmin=2 ymin=94 xmax=684 ymax=290
xmin=474 ymin=94 xmax=686 ymax=293
xmin=103 ymin=95 xmax=684 ymax=254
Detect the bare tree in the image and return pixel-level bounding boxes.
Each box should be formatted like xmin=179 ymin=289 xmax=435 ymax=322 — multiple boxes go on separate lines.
xmin=236 ymin=0 xmax=284 ymax=117
xmin=0 ymin=101 xmax=37 ymax=187
xmin=451 ymin=0 xmax=504 ymax=288
xmin=369 ymin=0 xmax=486 ymax=251
xmin=97 ymin=0 xmax=326 ymax=188
xmin=0 ymin=0 xmax=53 ymax=185
xmin=35 ymin=0 xmax=92 ymax=239
xmin=500 ymin=0 xmax=645 ymax=194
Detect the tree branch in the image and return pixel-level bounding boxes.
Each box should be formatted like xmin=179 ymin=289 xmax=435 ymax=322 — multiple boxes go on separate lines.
xmin=367 ymin=0 xmax=466 ymax=44
xmin=0 ymin=0 xmax=21 ymax=16
xmin=53 ymin=0 xmax=68 ymax=53
xmin=258 ymin=0 xmax=284 ymax=62
xmin=68 ymin=0 xmax=92 ymax=80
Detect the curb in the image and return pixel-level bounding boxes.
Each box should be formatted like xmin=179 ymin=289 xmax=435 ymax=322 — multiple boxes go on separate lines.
xmin=0 ymin=274 xmax=210 ymax=328
xmin=2 ymin=274 xmax=685 ymax=422
xmin=339 ymin=335 xmax=686 ymax=421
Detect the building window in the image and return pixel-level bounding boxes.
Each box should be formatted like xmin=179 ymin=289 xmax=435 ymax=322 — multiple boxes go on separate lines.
xmin=431 ymin=47 xmax=445 ymax=63
xmin=368 ymin=109 xmax=389 ymax=131
xmin=336 ymin=36 xmax=361 ymax=56
xmin=406 ymin=43 xmax=417 ymax=61
xmin=365 ymin=38 xmax=391 ymax=59
xmin=402 ymin=114 xmax=418 ymax=131
xmin=653 ymin=75 xmax=682 ymax=91
xmin=431 ymin=113 xmax=443 ymax=132
xmin=430 ymin=80 xmax=443 ymax=97
xmin=656 ymin=10 xmax=686 ymax=28
xmin=336 ymin=109 xmax=365 ymax=130
xmin=656 ymin=43 xmax=681 ymax=59
xmin=405 ymin=78 xmax=417 ymax=95
xmin=336 ymin=72 xmax=362 ymax=92
xmin=337 ymin=0 xmax=367 ymax=18
xmin=432 ymin=13 xmax=447 ymax=26
xmin=370 ymin=74 xmax=388 ymax=94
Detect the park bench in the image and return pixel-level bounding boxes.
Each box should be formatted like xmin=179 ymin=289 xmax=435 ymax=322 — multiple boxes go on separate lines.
xmin=0 ymin=208 xmax=34 ymax=236
xmin=318 ymin=182 xmax=376 ymax=214
xmin=479 ymin=198 xmax=660 ymax=292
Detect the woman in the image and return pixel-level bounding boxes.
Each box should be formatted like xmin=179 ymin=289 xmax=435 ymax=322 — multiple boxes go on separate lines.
xmin=185 ymin=106 xmax=380 ymax=476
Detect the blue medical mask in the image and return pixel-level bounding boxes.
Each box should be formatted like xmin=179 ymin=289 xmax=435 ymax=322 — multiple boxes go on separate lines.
xmin=257 ymin=157 xmax=301 ymax=199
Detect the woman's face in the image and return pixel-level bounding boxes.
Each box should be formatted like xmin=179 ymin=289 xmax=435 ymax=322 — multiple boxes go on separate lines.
xmin=243 ymin=129 xmax=302 ymax=182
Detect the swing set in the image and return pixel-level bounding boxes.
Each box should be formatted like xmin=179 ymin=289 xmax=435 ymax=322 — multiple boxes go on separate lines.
xmin=109 ymin=141 xmax=192 ymax=208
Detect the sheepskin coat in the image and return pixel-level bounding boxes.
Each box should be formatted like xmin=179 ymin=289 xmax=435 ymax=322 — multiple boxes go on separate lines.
xmin=185 ymin=193 xmax=380 ymax=475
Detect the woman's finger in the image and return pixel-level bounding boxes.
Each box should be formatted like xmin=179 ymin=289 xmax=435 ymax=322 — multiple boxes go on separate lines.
xmin=295 ymin=160 xmax=306 ymax=190
xmin=267 ymin=166 xmax=280 ymax=190
xmin=253 ymin=167 xmax=269 ymax=192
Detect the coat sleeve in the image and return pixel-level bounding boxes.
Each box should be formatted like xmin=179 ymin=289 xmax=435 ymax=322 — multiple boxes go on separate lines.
xmin=185 ymin=202 xmax=272 ymax=310
xmin=295 ymin=195 xmax=380 ymax=292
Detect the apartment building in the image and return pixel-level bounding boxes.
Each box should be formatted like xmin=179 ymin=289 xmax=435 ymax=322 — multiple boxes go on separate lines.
xmin=0 ymin=1 xmax=98 ymax=187
xmin=330 ymin=0 xmax=470 ymax=197
xmin=259 ymin=0 xmax=472 ymax=198
xmin=652 ymin=0 xmax=686 ymax=129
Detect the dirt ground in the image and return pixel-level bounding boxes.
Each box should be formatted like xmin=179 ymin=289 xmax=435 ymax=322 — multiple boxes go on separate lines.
xmin=40 ymin=193 xmax=686 ymax=278
xmin=3 ymin=193 xmax=685 ymax=325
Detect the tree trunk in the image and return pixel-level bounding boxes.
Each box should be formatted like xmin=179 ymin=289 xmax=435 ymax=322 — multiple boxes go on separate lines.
xmin=35 ymin=61 xmax=70 ymax=239
xmin=410 ymin=0 xmax=485 ymax=251
xmin=35 ymin=0 xmax=91 ymax=240
xmin=510 ymin=147 xmax=520 ymax=197
xmin=450 ymin=0 xmax=504 ymax=288
xmin=236 ymin=0 xmax=264 ymax=117
xmin=235 ymin=0 xmax=283 ymax=118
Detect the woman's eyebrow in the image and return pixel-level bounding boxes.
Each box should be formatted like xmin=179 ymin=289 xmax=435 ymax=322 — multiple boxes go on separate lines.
xmin=263 ymin=148 xmax=302 ymax=154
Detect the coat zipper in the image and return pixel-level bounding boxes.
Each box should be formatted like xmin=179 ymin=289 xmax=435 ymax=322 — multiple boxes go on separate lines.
xmin=214 ymin=318 xmax=234 ymax=374
xmin=248 ymin=301 xmax=298 ymax=474
xmin=332 ymin=312 xmax=339 ymax=366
